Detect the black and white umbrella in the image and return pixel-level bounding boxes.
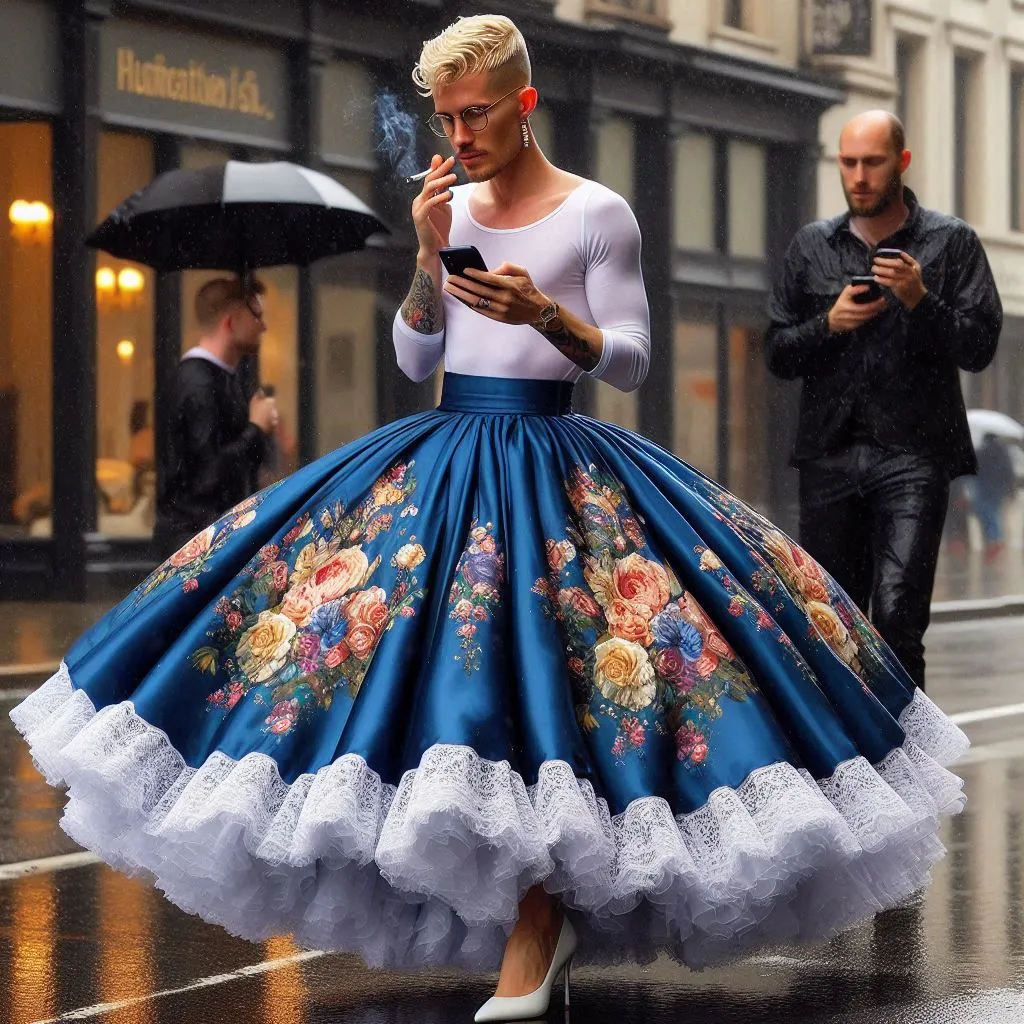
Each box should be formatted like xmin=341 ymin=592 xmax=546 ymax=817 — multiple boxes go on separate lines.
xmin=87 ymin=160 xmax=388 ymax=272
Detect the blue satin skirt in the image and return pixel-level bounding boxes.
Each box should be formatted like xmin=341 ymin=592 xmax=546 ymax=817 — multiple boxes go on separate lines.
xmin=12 ymin=373 xmax=967 ymax=971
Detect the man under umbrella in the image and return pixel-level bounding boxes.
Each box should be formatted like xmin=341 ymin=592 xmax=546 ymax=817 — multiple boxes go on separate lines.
xmin=153 ymin=276 xmax=278 ymax=560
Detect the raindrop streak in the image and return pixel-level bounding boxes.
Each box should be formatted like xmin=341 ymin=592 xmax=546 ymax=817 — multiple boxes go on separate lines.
xmin=374 ymin=89 xmax=421 ymax=180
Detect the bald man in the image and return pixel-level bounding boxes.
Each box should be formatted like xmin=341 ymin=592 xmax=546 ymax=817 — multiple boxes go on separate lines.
xmin=765 ymin=110 xmax=1002 ymax=690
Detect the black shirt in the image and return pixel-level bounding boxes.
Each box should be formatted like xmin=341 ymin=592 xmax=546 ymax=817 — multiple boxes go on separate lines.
xmin=155 ymin=356 xmax=266 ymax=536
xmin=765 ymin=188 xmax=1003 ymax=478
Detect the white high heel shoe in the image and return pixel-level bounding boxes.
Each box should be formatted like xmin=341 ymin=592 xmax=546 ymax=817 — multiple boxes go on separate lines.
xmin=473 ymin=915 xmax=577 ymax=1022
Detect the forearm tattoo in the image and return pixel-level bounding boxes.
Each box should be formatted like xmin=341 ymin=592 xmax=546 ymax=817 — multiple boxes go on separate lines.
xmin=544 ymin=324 xmax=600 ymax=371
xmin=401 ymin=268 xmax=443 ymax=335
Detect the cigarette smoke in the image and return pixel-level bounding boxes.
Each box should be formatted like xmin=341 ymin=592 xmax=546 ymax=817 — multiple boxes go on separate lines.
xmin=374 ymin=89 xmax=420 ymax=179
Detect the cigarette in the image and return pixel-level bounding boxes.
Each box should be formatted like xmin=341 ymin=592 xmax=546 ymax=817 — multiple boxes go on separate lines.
xmin=404 ymin=169 xmax=431 ymax=184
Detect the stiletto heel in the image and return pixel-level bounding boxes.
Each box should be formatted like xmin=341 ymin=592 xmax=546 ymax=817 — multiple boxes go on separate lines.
xmin=473 ymin=916 xmax=578 ymax=1022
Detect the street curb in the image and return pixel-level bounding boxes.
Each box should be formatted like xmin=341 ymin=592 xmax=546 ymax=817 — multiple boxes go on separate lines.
xmin=930 ymin=595 xmax=1024 ymax=623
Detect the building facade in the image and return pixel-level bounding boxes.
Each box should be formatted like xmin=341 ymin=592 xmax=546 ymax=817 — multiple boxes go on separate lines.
xmin=808 ymin=0 xmax=1024 ymax=425
xmin=0 ymin=0 xmax=842 ymax=599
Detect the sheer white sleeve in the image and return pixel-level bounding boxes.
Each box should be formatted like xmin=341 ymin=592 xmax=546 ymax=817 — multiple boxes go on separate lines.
xmin=580 ymin=187 xmax=651 ymax=393
xmin=392 ymin=312 xmax=445 ymax=383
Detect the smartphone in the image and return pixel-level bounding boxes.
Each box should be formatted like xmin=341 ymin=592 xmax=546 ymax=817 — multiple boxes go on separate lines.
xmin=439 ymin=245 xmax=488 ymax=277
xmin=875 ymin=247 xmax=905 ymax=261
xmin=850 ymin=274 xmax=883 ymax=303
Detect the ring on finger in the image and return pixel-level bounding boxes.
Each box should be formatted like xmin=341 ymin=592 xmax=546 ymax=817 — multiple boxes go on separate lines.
xmin=476 ymin=297 xmax=491 ymax=310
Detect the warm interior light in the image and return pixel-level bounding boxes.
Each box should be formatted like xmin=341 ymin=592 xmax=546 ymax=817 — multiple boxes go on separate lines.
xmin=95 ymin=266 xmax=117 ymax=292
xmin=8 ymin=199 xmax=52 ymax=226
xmin=117 ymin=267 xmax=145 ymax=293
xmin=116 ymin=339 xmax=135 ymax=363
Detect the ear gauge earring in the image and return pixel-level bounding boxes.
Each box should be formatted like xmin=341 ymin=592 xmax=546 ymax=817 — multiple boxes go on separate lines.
xmin=521 ymin=120 xmax=530 ymax=148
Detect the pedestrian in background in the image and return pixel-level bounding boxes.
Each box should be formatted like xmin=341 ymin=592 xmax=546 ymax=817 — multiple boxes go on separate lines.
xmin=972 ymin=432 xmax=1017 ymax=563
xmin=152 ymin=276 xmax=278 ymax=560
xmin=766 ymin=110 xmax=1002 ymax=690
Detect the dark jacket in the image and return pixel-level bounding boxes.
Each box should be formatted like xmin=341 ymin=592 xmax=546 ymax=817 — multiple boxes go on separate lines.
xmin=765 ymin=188 xmax=1002 ymax=478
xmin=155 ymin=356 xmax=266 ymax=538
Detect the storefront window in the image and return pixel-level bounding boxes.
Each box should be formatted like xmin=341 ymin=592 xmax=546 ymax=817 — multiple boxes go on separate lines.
xmin=594 ymin=114 xmax=638 ymax=429
xmin=673 ymin=131 xmax=715 ymax=251
xmin=673 ymin=317 xmax=717 ymax=476
xmin=95 ymin=130 xmax=155 ymax=539
xmin=727 ymin=139 xmax=766 ymax=258
xmin=315 ymin=61 xmax=381 ymax=454
xmin=314 ymin=168 xmax=379 ymax=452
xmin=728 ymin=322 xmax=769 ymax=509
xmin=0 ymin=122 xmax=52 ymax=540
xmin=314 ymin=258 xmax=380 ymax=454
xmin=254 ymin=263 xmax=299 ymax=482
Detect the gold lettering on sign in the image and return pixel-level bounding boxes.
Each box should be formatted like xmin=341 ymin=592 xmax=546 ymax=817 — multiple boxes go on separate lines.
xmin=115 ymin=48 xmax=276 ymax=122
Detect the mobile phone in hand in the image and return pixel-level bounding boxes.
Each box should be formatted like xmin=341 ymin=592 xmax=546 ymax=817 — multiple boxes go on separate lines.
xmin=850 ymin=275 xmax=883 ymax=303
xmin=439 ymin=245 xmax=488 ymax=277
xmin=874 ymin=247 xmax=905 ymax=261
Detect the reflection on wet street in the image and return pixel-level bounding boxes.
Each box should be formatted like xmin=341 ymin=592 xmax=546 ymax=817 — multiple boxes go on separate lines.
xmin=2 ymin=615 xmax=1024 ymax=1024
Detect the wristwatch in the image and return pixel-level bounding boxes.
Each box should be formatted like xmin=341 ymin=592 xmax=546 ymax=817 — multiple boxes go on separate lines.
xmin=532 ymin=300 xmax=561 ymax=332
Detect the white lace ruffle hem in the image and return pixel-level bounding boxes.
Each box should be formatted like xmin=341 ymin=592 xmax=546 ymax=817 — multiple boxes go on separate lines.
xmin=10 ymin=664 xmax=968 ymax=970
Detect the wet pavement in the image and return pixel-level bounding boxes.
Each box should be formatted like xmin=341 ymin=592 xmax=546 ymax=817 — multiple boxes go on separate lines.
xmin=1 ymin=616 xmax=1023 ymax=1023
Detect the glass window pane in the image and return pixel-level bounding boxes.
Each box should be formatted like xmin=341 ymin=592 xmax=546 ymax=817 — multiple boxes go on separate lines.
xmin=727 ymin=323 xmax=769 ymax=508
xmin=253 ymin=265 xmax=299 ymax=484
xmin=595 ymin=116 xmax=638 ymax=427
xmin=320 ymin=61 xmax=377 ymax=165
xmin=594 ymin=378 xmax=638 ymax=431
xmin=95 ymin=131 xmax=155 ymax=539
xmin=1013 ymin=70 xmax=1024 ymax=232
xmin=314 ymin=263 xmax=379 ymax=454
xmin=672 ymin=318 xmax=717 ymax=475
xmin=1 ymin=122 xmax=52 ymax=540
xmin=673 ymin=132 xmax=715 ymax=251
xmin=595 ymin=115 xmax=635 ymax=205
xmin=727 ymin=139 xmax=766 ymax=258
xmin=313 ymin=169 xmax=379 ymax=455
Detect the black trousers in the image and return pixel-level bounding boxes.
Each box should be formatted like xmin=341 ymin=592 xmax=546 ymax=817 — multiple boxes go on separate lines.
xmin=798 ymin=444 xmax=949 ymax=690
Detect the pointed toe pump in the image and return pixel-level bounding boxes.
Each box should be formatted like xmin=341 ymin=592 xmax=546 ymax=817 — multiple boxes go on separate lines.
xmin=473 ymin=915 xmax=577 ymax=1022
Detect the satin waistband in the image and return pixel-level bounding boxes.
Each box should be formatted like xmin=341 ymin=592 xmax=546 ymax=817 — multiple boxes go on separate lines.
xmin=438 ymin=373 xmax=575 ymax=415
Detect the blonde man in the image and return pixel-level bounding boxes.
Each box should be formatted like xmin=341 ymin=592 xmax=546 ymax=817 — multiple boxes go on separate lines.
xmin=394 ymin=14 xmax=649 ymax=1020
xmin=396 ymin=14 xmax=649 ymax=391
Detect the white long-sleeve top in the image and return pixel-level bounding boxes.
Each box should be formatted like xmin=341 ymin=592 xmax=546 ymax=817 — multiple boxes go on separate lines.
xmin=392 ymin=179 xmax=651 ymax=393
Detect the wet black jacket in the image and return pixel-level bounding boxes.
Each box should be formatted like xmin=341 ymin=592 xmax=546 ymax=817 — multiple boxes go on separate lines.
xmin=155 ymin=356 xmax=266 ymax=537
xmin=766 ymin=188 xmax=1002 ymax=478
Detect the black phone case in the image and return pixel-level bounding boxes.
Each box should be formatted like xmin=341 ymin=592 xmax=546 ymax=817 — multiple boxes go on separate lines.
xmin=439 ymin=246 xmax=488 ymax=277
xmin=850 ymin=276 xmax=882 ymax=303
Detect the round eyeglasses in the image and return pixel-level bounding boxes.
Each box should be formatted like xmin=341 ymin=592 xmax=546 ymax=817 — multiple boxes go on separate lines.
xmin=426 ymin=87 xmax=524 ymax=139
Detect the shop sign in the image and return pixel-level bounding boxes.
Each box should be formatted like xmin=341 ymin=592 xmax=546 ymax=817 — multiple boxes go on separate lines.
xmin=100 ymin=20 xmax=289 ymax=147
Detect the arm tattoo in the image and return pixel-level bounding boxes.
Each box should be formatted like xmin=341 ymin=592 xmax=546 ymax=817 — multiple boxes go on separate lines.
xmin=544 ymin=324 xmax=600 ymax=371
xmin=401 ymin=268 xmax=443 ymax=335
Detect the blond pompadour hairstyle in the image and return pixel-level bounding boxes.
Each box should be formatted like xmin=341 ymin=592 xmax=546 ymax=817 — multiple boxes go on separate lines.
xmin=412 ymin=15 xmax=531 ymax=97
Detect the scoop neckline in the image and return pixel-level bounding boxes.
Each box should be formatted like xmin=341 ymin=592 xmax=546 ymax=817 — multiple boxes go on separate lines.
xmin=462 ymin=181 xmax=590 ymax=234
